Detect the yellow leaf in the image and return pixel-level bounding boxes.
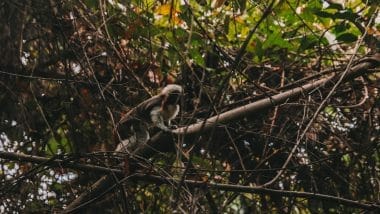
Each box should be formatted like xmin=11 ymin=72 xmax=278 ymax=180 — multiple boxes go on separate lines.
xmin=234 ymin=15 xmax=245 ymax=24
xmin=155 ymin=4 xmax=180 ymax=15
xmin=171 ymin=14 xmax=183 ymax=25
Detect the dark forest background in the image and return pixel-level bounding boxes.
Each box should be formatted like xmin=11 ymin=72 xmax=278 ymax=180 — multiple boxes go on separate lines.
xmin=0 ymin=0 xmax=379 ymax=212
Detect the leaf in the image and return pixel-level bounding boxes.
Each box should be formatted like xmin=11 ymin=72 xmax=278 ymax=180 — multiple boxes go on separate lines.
xmin=190 ymin=48 xmax=205 ymax=66
xmin=336 ymin=33 xmax=357 ymax=43
xmin=334 ymin=22 xmax=350 ymax=34
xmin=155 ymin=4 xmax=180 ymax=15
xmin=334 ymin=10 xmax=359 ymax=21
xmin=45 ymin=128 xmax=73 ymax=156
xmin=52 ymin=183 xmax=63 ymax=192
xmin=326 ymin=2 xmax=343 ymax=10
xmin=314 ymin=9 xmax=359 ymax=21
xmin=254 ymin=39 xmax=263 ymax=61
xmin=324 ymin=106 xmax=336 ymax=116
xmin=46 ymin=137 xmax=59 ymax=156
xmin=264 ymin=31 xmax=292 ymax=49
xmin=300 ymin=36 xmax=318 ymax=50
xmin=314 ymin=10 xmax=334 ymax=18
xmin=156 ymin=4 xmax=172 ymax=15
xmin=84 ymin=0 xmax=98 ymax=9
xmin=60 ymin=137 xmax=71 ymax=154
xmin=341 ymin=154 xmax=351 ymax=167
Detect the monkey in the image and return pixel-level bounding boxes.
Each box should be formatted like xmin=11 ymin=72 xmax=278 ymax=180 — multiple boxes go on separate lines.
xmin=115 ymin=84 xmax=183 ymax=152
xmin=64 ymin=85 xmax=183 ymax=211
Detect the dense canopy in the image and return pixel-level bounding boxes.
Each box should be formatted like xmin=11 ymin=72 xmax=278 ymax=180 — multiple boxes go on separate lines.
xmin=0 ymin=0 xmax=379 ymax=212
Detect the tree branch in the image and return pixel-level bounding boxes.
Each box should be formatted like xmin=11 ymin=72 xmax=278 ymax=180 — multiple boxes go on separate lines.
xmin=0 ymin=151 xmax=378 ymax=211
xmin=0 ymin=151 xmax=121 ymax=175
xmin=173 ymin=54 xmax=380 ymax=135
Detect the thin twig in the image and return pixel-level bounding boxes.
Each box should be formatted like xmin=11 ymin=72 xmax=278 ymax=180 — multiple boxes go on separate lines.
xmin=1 ymin=151 xmax=378 ymax=211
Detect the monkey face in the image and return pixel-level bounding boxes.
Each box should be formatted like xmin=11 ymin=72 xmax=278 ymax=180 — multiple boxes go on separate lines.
xmin=161 ymin=84 xmax=183 ymax=106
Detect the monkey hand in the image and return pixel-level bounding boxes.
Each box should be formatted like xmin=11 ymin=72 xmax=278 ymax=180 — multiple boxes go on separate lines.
xmin=155 ymin=123 xmax=173 ymax=132
xmin=169 ymin=124 xmax=178 ymax=129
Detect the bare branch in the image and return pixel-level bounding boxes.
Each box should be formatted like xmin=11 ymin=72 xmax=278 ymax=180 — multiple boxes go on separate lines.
xmin=0 ymin=151 xmax=378 ymax=211
xmin=0 ymin=151 xmax=121 ymax=175
xmin=174 ymin=54 xmax=380 ymax=135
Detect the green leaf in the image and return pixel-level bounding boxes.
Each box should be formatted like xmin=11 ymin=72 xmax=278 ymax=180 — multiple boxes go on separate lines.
xmin=190 ymin=48 xmax=205 ymax=66
xmin=324 ymin=106 xmax=336 ymax=116
xmin=60 ymin=137 xmax=71 ymax=154
xmin=326 ymin=2 xmax=343 ymax=10
xmin=45 ymin=128 xmax=73 ymax=156
xmin=265 ymin=33 xmax=292 ymax=50
xmin=336 ymin=33 xmax=357 ymax=43
xmin=255 ymin=39 xmax=264 ymax=62
xmin=314 ymin=10 xmax=334 ymax=18
xmin=334 ymin=10 xmax=359 ymax=21
xmin=46 ymin=137 xmax=59 ymax=156
xmin=315 ymin=9 xmax=359 ymax=21
xmin=341 ymin=154 xmax=351 ymax=167
xmin=84 ymin=0 xmax=98 ymax=10
xmin=52 ymin=183 xmax=63 ymax=192
xmin=300 ymin=36 xmax=318 ymax=51
xmin=334 ymin=22 xmax=350 ymax=34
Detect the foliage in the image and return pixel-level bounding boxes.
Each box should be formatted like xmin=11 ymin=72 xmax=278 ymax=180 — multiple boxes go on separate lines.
xmin=0 ymin=0 xmax=379 ymax=212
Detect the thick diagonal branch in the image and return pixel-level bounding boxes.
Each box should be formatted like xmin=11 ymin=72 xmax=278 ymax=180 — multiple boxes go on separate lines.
xmin=173 ymin=55 xmax=380 ymax=135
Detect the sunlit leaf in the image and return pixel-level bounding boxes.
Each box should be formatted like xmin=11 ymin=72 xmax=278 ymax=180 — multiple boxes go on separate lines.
xmin=156 ymin=4 xmax=171 ymax=15
xmin=341 ymin=154 xmax=351 ymax=167
xmin=326 ymin=2 xmax=343 ymax=10
xmin=155 ymin=4 xmax=180 ymax=15
xmin=324 ymin=106 xmax=336 ymax=116
xmin=190 ymin=48 xmax=205 ymax=66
